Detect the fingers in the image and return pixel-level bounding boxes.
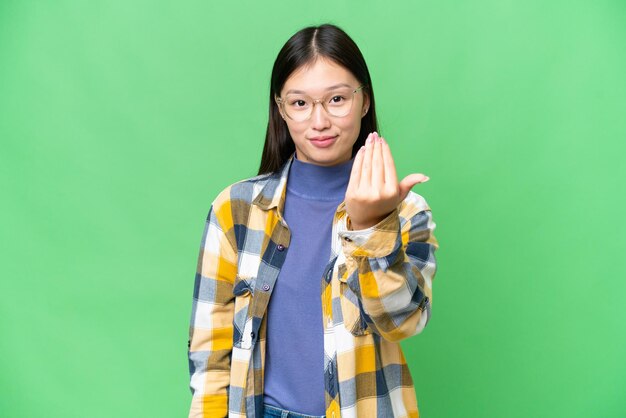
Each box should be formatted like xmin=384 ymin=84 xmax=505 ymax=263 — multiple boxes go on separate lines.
xmin=348 ymin=141 xmax=364 ymax=193
xmin=362 ymin=133 xmax=374 ymax=188
xmin=380 ymin=135 xmax=397 ymax=186
xmin=371 ymin=133 xmax=384 ymax=188
xmin=352 ymin=132 xmax=396 ymax=192
xmin=398 ymin=173 xmax=429 ymax=201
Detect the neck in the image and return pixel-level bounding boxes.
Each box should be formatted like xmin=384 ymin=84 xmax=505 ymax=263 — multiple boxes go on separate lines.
xmin=286 ymin=154 xmax=354 ymax=201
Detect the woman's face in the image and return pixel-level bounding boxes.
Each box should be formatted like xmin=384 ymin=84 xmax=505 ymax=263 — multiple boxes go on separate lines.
xmin=276 ymin=58 xmax=370 ymax=167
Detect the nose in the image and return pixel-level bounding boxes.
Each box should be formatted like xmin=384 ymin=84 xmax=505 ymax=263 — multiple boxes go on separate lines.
xmin=310 ymin=101 xmax=331 ymax=130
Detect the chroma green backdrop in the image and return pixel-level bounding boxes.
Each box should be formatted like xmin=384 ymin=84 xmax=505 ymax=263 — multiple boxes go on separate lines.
xmin=1 ymin=1 xmax=624 ymax=417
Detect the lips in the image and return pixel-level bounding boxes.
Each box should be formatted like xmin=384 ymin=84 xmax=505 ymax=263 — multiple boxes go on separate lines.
xmin=309 ymin=135 xmax=338 ymax=148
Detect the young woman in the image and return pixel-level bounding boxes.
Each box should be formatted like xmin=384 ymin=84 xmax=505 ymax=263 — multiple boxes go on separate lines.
xmin=188 ymin=24 xmax=439 ymax=418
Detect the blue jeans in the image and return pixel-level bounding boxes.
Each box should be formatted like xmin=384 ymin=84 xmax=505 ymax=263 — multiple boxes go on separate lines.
xmin=263 ymin=403 xmax=326 ymax=418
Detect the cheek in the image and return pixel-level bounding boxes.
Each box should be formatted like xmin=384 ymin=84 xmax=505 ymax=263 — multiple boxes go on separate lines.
xmin=339 ymin=116 xmax=362 ymax=134
xmin=285 ymin=122 xmax=306 ymax=139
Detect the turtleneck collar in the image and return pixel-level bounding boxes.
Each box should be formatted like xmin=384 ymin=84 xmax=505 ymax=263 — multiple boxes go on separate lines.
xmin=286 ymin=153 xmax=355 ymax=201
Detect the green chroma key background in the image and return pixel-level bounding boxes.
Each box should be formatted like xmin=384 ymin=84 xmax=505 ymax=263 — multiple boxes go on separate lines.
xmin=1 ymin=1 xmax=624 ymax=417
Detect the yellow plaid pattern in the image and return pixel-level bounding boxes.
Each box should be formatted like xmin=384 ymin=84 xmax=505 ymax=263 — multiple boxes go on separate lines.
xmin=188 ymin=152 xmax=439 ymax=417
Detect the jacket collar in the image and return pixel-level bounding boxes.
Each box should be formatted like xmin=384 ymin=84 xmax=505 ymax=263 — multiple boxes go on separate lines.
xmin=252 ymin=152 xmax=347 ymax=215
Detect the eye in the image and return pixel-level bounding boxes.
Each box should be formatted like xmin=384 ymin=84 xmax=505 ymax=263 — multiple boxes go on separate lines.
xmin=330 ymin=95 xmax=345 ymax=104
xmin=288 ymin=98 xmax=309 ymax=108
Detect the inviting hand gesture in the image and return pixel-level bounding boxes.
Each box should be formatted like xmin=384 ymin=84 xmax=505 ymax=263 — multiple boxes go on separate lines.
xmin=345 ymin=132 xmax=430 ymax=230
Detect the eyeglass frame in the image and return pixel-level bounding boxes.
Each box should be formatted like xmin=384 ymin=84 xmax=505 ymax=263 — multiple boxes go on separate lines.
xmin=275 ymin=84 xmax=367 ymax=122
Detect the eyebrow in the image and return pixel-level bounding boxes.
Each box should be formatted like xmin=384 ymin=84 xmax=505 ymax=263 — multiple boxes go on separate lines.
xmin=285 ymin=83 xmax=353 ymax=95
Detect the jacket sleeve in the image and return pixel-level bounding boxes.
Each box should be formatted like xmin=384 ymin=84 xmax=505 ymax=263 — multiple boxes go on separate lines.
xmin=188 ymin=189 xmax=238 ymax=418
xmin=338 ymin=191 xmax=439 ymax=342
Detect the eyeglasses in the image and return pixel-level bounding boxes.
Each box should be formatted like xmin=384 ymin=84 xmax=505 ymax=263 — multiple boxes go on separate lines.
xmin=276 ymin=85 xmax=366 ymax=122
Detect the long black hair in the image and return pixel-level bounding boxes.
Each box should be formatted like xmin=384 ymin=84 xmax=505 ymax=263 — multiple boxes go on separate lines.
xmin=257 ymin=23 xmax=379 ymax=175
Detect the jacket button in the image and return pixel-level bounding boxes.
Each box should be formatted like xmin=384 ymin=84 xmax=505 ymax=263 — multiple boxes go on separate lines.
xmin=277 ymin=244 xmax=285 ymax=251
xmin=262 ymin=284 xmax=270 ymax=291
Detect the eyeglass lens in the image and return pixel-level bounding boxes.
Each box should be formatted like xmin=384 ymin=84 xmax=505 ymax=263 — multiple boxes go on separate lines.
xmin=282 ymin=87 xmax=358 ymax=121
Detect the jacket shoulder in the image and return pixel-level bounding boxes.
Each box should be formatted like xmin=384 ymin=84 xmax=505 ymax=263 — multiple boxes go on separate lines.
xmin=211 ymin=172 xmax=274 ymax=209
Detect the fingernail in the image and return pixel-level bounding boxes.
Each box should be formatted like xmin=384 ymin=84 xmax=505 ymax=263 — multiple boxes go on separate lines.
xmin=423 ymin=176 xmax=430 ymax=182
xmin=366 ymin=136 xmax=373 ymax=145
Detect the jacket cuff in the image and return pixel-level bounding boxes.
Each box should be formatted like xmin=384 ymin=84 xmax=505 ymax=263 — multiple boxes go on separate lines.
xmin=338 ymin=209 xmax=401 ymax=258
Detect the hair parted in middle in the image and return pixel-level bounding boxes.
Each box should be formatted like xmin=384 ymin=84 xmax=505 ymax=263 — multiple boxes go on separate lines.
xmin=257 ymin=23 xmax=379 ymax=175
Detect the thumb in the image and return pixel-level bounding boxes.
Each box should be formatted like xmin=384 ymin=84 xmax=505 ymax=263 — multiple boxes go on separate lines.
xmin=398 ymin=173 xmax=430 ymax=201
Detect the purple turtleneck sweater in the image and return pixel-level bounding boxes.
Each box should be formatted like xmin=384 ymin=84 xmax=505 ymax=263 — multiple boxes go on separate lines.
xmin=263 ymin=154 xmax=355 ymax=415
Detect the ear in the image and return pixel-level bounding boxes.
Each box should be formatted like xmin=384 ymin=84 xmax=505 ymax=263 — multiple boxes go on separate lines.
xmin=274 ymin=95 xmax=286 ymax=120
xmin=361 ymin=92 xmax=371 ymax=117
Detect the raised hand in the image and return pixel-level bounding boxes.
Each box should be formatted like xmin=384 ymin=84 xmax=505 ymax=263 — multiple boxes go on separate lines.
xmin=345 ymin=132 xmax=429 ymax=230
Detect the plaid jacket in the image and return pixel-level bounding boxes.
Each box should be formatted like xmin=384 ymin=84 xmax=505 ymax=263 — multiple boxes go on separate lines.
xmin=188 ymin=152 xmax=439 ymax=418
